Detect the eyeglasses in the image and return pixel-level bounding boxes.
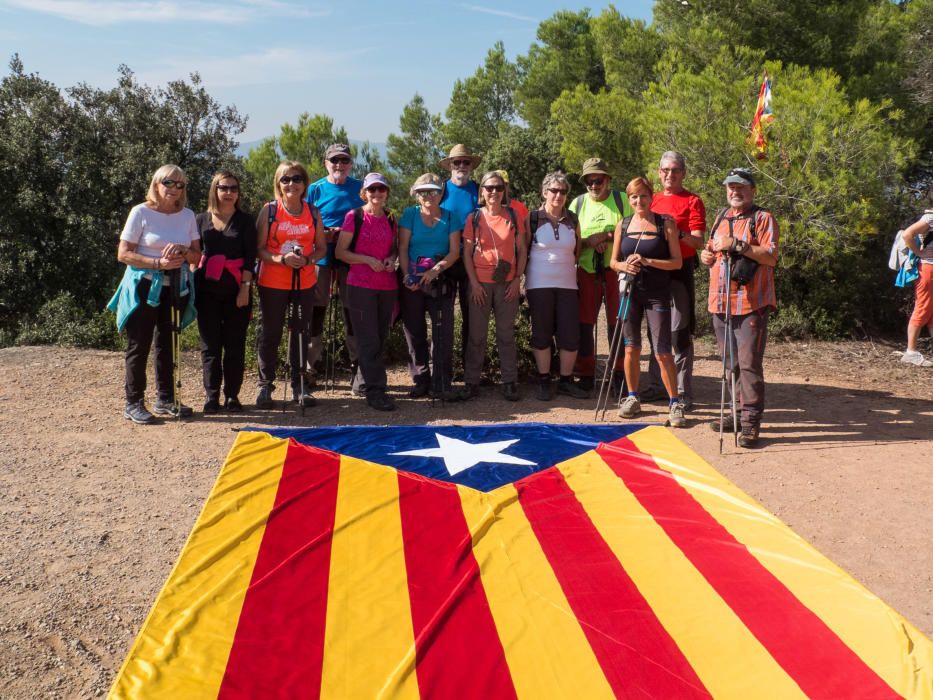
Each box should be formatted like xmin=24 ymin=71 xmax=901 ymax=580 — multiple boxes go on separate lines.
xmin=451 ymin=159 xmax=472 ymax=167
xmin=547 ymin=188 xmax=568 ymax=195
xmin=161 ymin=179 xmax=186 ymax=190
xmin=279 ymin=175 xmax=305 ymax=185
xmin=366 ymin=185 xmax=388 ymax=193
xmin=482 ymin=184 xmax=505 ymax=193
xmin=584 ymin=177 xmax=605 ymax=188
xmin=217 ymin=185 xmax=239 ymax=193
xmin=660 ymin=167 xmax=684 ymax=175
xmin=328 ymin=157 xmax=351 ymax=165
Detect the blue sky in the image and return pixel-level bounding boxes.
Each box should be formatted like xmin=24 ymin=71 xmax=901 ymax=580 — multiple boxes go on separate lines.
xmin=0 ymin=1 xmax=653 ymax=144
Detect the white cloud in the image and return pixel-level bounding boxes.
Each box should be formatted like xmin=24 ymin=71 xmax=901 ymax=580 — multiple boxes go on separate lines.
xmin=459 ymin=3 xmax=535 ymax=23
xmin=2 ymin=0 xmax=327 ymax=26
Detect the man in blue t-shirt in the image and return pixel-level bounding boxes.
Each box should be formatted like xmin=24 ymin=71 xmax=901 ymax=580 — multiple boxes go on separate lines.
xmin=438 ymin=144 xmax=481 ymax=363
xmin=306 ymin=143 xmax=364 ymax=391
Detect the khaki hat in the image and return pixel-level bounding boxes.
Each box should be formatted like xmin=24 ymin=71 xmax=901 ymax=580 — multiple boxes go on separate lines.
xmin=324 ymin=143 xmax=352 ymax=160
xmin=439 ymin=144 xmax=482 ymax=171
xmin=410 ymin=173 xmax=444 ymax=195
xmin=580 ymin=158 xmax=611 ymax=179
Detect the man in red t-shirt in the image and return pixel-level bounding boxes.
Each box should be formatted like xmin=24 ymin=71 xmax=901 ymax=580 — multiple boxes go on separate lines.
xmin=642 ymin=151 xmax=706 ymax=409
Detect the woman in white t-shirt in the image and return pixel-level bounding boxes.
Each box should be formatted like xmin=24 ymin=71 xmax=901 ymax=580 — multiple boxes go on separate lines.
xmin=114 ymin=164 xmax=201 ymax=423
xmin=526 ymin=172 xmax=587 ymax=401
xmin=900 ymin=210 xmax=933 ymax=366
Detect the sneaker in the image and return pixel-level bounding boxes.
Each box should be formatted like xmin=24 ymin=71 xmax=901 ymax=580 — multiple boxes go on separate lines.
xmin=901 ymin=350 xmax=933 ymax=367
xmin=224 ymin=396 xmax=244 ymax=413
xmin=639 ymin=385 xmax=667 ymax=402
xmin=738 ymin=424 xmax=760 ymax=448
xmin=366 ymin=391 xmax=397 ymax=412
xmin=459 ymin=383 xmax=480 ymax=401
xmin=619 ymin=394 xmax=641 ymax=419
xmin=123 ymin=401 xmax=155 ymax=425
xmin=152 ymin=399 xmax=193 ymax=418
xmin=292 ymin=388 xmax=317 ymax=407
xmin=536 ymin=378 xmax=552 ymax=401
xmin=502 ymin=382 xmax=520 ymax=402
xmin=431 ymin=387 xmax=461 ymax=402
xmin=203 ymin=398 xmax=221 ymax=415
xmin=255 ymin=385 xmax=274 ymax=409
xmin=577 ymin=376 xmax=595 ymax=392
xmin=668 ymin=401 xmax=686 ymax=428
xmin=710 ymin=414 xmax=737 ymax=433
xmin=557 ymin=380 xmax=589 ymax=399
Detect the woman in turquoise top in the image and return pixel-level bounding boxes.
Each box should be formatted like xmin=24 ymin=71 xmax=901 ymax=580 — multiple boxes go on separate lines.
xmin=398 ymin=173 xmax=462 ymax=400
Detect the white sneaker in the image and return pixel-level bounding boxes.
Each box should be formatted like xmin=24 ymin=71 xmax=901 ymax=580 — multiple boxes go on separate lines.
xmin=900 ymin=350 xmax=933 ymax=367
xmin=668 ymin=401 xmax=686 ymax=428
xmin=618 ymin=394 xmax=641 ymax=419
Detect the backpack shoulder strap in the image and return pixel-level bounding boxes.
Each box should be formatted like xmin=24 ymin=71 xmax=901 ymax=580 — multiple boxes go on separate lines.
xmin=267 ymin=200 xmax=279 ymax=245
xmin=621 ymin=215 xmax=634 ymax=236
xmin=350 ymin=207 xmax=364 ymax=252
xmin=469 ymin=208 xmax=484 ymax=255
xmin=530 ymin=210 xmax=541 ymax=244
xmin=507 ymin=206 xmax=520 ymax=259
xmin=570 ymin=194 xmax=584 ymax=216
xmin=709 ymin=207 xmax=729 ymax=239
xmin=612 ymin=190 xmax=626 ymax=216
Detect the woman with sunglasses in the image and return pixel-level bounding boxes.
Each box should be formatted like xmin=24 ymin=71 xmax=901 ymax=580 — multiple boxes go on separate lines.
xmin=194 ymin=171 xmax=257 ymax=414
xmin=610 ymin=177 xmax=685 ymax=427
xmin=398 ymin=173 xmax=462 ymax=400
xmin=527 ymin=172 xmax=588 ymax=401
xmin=255 ymin=161 xmax=326 ymax=409
xmin=336 ymin=173 xmax=399 ymax=411
xmin=462 ymin=171 xmax=528 ymax=401
xmin=111 ymin=164 xmax=201 ymax=424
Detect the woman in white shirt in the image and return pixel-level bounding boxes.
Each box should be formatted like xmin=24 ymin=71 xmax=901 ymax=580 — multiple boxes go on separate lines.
xmin=526 ymin=172 xmax=587 ymax=401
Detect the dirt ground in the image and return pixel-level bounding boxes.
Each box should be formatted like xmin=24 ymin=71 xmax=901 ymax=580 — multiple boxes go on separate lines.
xmin=0 ymin=337 xmax=931 ymax=698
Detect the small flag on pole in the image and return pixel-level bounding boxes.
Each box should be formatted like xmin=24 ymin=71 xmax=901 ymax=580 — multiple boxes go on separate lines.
xmin=750 ymin=71 xmax=774 ymax=160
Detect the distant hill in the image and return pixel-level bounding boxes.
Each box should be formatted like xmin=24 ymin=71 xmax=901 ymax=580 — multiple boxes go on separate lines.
xmin=235 ymin=138 xmax=388 ymax=160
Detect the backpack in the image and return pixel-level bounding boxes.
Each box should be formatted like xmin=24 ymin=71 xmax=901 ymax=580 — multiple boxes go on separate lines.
xmin=571 ymin=191 xmax=626 ymax=270
xmin=710 ymin=205 xmax=763 ymax=286
xmin=350 ymin=207 xmax=397 ymax=253
xmin=528 ymin=209 xmax=579 ymax=245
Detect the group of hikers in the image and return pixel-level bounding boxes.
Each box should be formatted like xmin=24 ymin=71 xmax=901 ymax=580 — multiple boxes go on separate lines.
xmin=109 ymin=142 xmax=933 ymax=448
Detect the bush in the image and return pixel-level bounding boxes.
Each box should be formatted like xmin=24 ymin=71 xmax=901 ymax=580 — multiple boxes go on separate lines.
xmin=15 ymin=293 xmax=121 ymax=349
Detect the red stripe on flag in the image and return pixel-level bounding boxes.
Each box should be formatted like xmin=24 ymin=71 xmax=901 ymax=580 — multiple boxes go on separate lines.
xmin=517 ymin=467 xmax=711 ymax=699
xmin=218 ymin=442 xmax=341 ymax=699
xmin=599 ymin=439 xmax=901 ymax=700
xmin=397 ymin=472 xmax=517 ymax=700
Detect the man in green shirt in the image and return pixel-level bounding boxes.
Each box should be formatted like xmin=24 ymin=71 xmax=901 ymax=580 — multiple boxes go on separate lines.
xmin=570 ymin=158 xmax=632 ymax=392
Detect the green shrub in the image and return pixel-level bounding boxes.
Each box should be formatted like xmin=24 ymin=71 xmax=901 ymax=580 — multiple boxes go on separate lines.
xmin=15 ymin=293 xmax=121 ymax=349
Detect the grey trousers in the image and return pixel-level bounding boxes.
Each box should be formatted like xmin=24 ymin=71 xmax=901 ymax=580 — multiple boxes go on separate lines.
xmin=465 ymin=281 xmax=519 ymax=384
xmin=712 ymin=308 xmax=769 ymax=428
xmin=646 ymin=276 xmax=694 ymax=398
xmin=307 ymin=265 xmax=359 ymax=370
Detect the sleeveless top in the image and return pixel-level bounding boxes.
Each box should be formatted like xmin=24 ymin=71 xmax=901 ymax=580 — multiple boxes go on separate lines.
xmin=526 ymin=211 xmax=577 ymax=290
xmin=258 ymin=200 xmax=318 ymax=290
xmin=618 ymin=214 xmax=671 ymax=298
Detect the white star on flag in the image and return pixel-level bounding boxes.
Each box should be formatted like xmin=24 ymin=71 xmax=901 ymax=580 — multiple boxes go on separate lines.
xmin=391 ymin=433 xmax=536 ymax=476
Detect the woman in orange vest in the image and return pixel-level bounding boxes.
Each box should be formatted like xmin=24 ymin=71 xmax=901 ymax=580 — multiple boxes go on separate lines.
xmin=255 ymin=161 xmax=326 ymax=409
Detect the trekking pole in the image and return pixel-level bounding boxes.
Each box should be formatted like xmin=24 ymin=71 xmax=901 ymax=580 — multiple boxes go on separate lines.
xmin=594 ymin=285 xmax=628 ymax=422
xmin=592 ymin=248 xmax=604 ymax=382
xmin=324 ymin=271 xmax=339 ymax=393
xmin=169 ymin=267 xmax=183 ymax=420
xmin=718 ymin=219 xmax=740 ymax=453
xmin=284 ymin=247 xmax=307 ymax=415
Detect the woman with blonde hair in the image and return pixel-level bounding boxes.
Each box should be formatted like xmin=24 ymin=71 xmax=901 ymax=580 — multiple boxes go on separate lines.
xmin=109 ymin=164 xmax=201 ymax=423
xmin=610 ymin=176 xmax=685 ymax=427
xmin=194 ymin=171 xmax=257 ymax=414
xmin=255 ymin=160 xmax=326 ymax=409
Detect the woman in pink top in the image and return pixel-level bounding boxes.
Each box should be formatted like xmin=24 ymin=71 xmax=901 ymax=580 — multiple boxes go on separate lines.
xmin=336 ymin=172 xmax=399 ymax=411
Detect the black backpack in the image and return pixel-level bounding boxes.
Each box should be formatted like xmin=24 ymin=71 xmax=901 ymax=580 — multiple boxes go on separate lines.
xmin=710 ymin=205 xmax=763 ymax=286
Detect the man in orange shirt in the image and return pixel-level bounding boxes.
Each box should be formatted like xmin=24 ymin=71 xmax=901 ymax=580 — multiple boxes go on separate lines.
xmin=699 ymin=168 xmax=779 ymax=448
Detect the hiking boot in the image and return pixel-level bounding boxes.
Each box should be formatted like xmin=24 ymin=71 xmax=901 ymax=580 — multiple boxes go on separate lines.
xmin=901 ymin=350 xmax=933 ymax=367
xmin=557 ymin=380 xmax=589 ymax=399
xmin=255 ymin=385 xmax=274 ymax=409
xmin=366 ymin=391 xmax=397 ymax=412
xmin=408 ymin=380 xmax=431 ymax=398
xmin=639 ymin=385 xmax=667 ymax=402
xmin=292 ymin=387 xmax=317 ymax=407
xmin=152 ymin=398 xmax=193 ymax=418
xmin=502 ymin=382 xmax=520 ymax=402
xmin=459 ymin=383 xmax=480 ymax=401
xmin=577 ymin=376 xmax=595 ymax=392
xmin=224 ymin=396 xmax=244 ymax=413
xmin=203 ymin=398 xmax=221 ymax=415
xmin=668 ymin=401 xmax=686 ymax=428
xmin=709 ymin=414 xmax=737 ymax=433
xmin=431 ymin=387 xmax=461 ymax=402
xmin=123 ymin=401 xmax=155 ymax=425
xmin=738 ymin=424 xmax=760 ymax=448
xmin=618 ymin=395 xmax=641 ymax=419
xmin=536 ymin=378 xmax=552 ymax=401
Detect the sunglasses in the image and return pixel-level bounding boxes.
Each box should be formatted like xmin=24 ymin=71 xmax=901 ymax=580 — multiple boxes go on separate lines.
xmin=328 ymin=157 xmax=351 ymax=165
xmin=416 ymin=189 xmax=440 ymax=197
xmin=217 ymin=185 xmax=239 ymax=193
xmin=451 ymin=159 xmax=473 ymax=167
xmin=547 ymin=188 xmax=568 ymax=195
xmin=660 ymin=167 xmax=684 ymax=175
xmin=366 ymin=185 xmax=388 ymax=193
xmin=161 ymin=179 xmax=186 ymax=190
xmin=584 ymin=177 xmax=605 ymax=188
xmin=482 ymin=184 xmax=505 ymax=193
xmin=279 ymin=175 xmax=306 ymax=185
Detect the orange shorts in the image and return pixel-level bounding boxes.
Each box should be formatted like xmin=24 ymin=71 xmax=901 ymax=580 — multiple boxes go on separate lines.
xmin=909 ymin=263 xmax=933 ymax=328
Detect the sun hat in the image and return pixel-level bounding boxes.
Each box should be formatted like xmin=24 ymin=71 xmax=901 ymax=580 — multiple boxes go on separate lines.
xmin=362 ymin=172 xmax=390 ymax=190
xmin=410 ymin=173 xmax=444 ymax=195
xmin=324 ymin=143 xmax=352 ymax=160
xmin=722 ymin=168 xmax=756 ymax=186
xmin=439 ymin=144 xmax=482 ymax=170
xmin=580 ymin=158 xmax=611 ymax=179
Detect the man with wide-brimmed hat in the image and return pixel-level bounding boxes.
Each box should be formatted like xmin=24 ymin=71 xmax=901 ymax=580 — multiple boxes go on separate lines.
xmin=569 ymin=157 xmax=632 ymax=394
xmin=439 ymin=144 xmax=482 ymax=365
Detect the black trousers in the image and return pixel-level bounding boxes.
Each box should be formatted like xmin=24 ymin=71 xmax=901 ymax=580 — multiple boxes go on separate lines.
xmin=258 ymin=286 xmax=315 ymax=389
xmin=124 ymin=278 xmax=184 ymax=404
xmin=400 ymin=286 xmax=455 ymax=392
xmin=196 ymin=289 xmax=251 ymax=401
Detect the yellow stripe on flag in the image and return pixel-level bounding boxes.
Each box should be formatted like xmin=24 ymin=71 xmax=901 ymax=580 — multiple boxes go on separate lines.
xmin=629 ymin=426 xmax=933 ymax=700
xmin=458 ymin=484 xmax=614 ymax=699
xmin=319 ymin=457 xmax=419 ymax=700
xmin=109 ymin=431 xmax=289 ymax=700
xmin=559 ymin=451 xmax=807 ymax=699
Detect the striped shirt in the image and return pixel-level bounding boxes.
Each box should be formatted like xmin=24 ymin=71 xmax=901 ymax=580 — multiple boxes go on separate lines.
xmin=706 ymin=207 xmax=779 ymax=315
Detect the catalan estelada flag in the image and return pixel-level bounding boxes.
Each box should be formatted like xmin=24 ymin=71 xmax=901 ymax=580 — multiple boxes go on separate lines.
xmin=110 ymin=424 xmax=933 ymax=699
xmin=750 ymin=72 xmax=775 ymax=160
